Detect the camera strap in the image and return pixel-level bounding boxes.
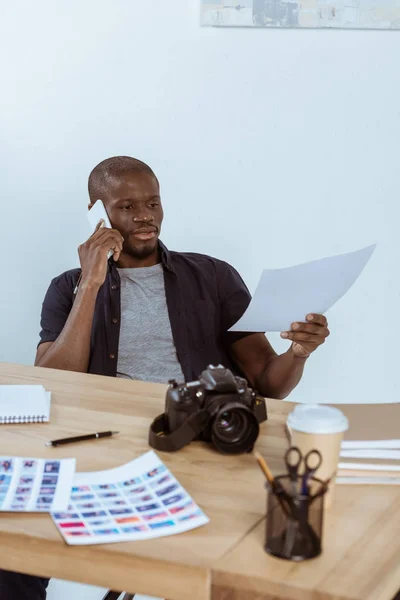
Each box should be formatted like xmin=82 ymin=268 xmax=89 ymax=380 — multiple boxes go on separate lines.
xmin=148 ymin=409 xmax=211 ymax=452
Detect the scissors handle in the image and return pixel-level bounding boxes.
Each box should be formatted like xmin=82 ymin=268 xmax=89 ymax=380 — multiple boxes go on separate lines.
xmin=284 ymin=446 xmax=302 ymax=490
xmin=284 ymin=446 xmax=302 ymax=472
xmin=301 ymin=449 xmax=323 ymax=494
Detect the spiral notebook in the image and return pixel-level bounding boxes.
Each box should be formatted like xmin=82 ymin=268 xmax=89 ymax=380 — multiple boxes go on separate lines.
xmin=0 ymin=385 xmax=51 ymax=424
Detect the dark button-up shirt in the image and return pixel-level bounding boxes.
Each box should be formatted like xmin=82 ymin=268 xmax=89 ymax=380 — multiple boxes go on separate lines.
xmin=38 ymin=242 xmax=253 ymax=381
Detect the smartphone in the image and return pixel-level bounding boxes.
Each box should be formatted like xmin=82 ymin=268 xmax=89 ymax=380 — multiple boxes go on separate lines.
xmin=87 ymin=200 xmax=113 ymax=259
xmin=87 ymin=199 xmax=112 ymax=233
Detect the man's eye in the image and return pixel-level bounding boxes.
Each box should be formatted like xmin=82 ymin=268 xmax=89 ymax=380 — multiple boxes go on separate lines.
xmin=149 ymin=202 xmax=159 ymax=208
xmin=121 ymin=205 xmax=133 ymax=210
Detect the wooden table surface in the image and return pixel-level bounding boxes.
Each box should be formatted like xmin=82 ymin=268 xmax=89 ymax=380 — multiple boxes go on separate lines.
xmin=0 ymin=363 xmax=399 ymax=600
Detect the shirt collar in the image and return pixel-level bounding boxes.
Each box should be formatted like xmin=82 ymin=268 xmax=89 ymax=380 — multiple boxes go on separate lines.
xmin=108 ymin=239 xmax=174 ymax=274
xmin=158 ymin=240 xmax=174 ymax=272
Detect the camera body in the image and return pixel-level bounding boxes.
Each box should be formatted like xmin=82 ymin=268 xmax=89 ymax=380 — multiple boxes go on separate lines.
xmin=164 ymin=365 xmax=267 ymax=454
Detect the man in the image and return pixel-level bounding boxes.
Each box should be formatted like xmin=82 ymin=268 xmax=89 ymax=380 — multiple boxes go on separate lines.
xmin=0 ymin=156 xmax=329 ymax=599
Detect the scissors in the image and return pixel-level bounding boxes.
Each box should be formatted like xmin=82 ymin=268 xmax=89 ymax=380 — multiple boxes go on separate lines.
xmin=284 ymin=446 xmax=323 ymax=497
xmin=284 ymin=446 xmax=303 ymax=498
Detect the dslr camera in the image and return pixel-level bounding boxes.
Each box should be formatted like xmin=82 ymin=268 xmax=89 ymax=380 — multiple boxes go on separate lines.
xmin=149 ymin=365 xmax=267 ymax=454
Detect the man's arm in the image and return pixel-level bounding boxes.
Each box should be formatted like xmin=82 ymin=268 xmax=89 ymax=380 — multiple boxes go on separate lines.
xmin=35 ymin=222 xmax=124 ymax=372
xmin=230 ymin=314 xmax=330 ymax=399
xmin=217 ymin=261 xmax=303 ymax=398
xmin=36 ymin=280 xmax=102 ymax=371
xmin=229 ymin=333 xmax=307 ymax=399
xmin=217 ymin=261 xmax=329 ymax=399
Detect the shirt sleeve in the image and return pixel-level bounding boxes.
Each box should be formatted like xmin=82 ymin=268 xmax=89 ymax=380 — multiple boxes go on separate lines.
xmin=217 ymin=261 xmax=255 ymax=348
xmin=38 ymin=272 xmax=77 ymax=347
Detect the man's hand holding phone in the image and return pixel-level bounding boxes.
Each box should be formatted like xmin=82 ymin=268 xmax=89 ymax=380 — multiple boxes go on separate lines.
xmin=78 ymin=220 xmax=124 ymax=288
xmin=35 ymin=214 xmax=124 ymax=372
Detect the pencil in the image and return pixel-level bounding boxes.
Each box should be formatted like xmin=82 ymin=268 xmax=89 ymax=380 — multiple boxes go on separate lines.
xmin=254 ymin=451 xmax=292 ymax=517
xmin=254 ymin=451 xmax=276 ymax=485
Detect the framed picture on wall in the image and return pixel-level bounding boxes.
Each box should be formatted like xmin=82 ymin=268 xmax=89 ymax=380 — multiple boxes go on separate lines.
xmin=200 ymin=0 xmax=400 ymax=29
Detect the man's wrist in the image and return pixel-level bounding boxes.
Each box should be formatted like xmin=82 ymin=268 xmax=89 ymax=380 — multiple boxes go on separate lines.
xmin=289 ymin=344 xmax=309 ymax=362
xmin=79 ymin=277 xmax=102 ymax=294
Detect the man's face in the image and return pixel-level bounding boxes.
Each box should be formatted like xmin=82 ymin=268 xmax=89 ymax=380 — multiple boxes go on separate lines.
xmin=94 ymin=171 xmax=164 ymax=261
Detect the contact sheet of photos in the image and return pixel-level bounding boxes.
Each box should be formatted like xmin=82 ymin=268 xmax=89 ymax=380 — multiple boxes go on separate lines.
xmin=51 ymin=450 xmax=209 ymax=545
xmin=0 ymin=456 xmax=76 ymax=512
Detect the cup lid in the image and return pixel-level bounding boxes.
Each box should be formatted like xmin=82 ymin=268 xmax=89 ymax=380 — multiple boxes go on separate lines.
xmin=287 ymin=404 xmax=349 ymax=435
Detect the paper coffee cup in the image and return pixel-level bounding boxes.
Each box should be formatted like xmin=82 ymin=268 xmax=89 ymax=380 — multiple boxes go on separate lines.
xmin=286 ymin=404 xmax=348 ymax=507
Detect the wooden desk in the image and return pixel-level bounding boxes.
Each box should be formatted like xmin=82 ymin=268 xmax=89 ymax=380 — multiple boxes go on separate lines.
xmin=0 ymin=363 xmax=399 ymax=600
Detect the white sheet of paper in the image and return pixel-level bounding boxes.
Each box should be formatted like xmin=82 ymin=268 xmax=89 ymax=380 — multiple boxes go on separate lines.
xmin=51 ymin=450 xmax=209 ymax=545
xmin=336 ymin=477 xmax=400 ymax=485
xmin=229 ymin=244 xmax=376 ymax=332
xmin=340 ymin=449 xmax=400 ymax=460
xmin=0 ymin=456 xmax=76 ymax=512
xmin=338 ymin=462 xmax=400 ymax=472
xmin=342 ymin=440 xmax=400 ymax=450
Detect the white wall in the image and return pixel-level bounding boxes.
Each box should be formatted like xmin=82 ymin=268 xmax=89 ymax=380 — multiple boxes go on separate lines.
xmin=1 ymin=2 xmax=399 ymax=405
xmin=0 ymin=1 xmax=399 ymax=598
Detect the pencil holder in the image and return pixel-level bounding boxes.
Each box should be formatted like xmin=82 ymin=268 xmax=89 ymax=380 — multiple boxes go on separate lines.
xmin=265 ymin=475 xmax=326 ymax=561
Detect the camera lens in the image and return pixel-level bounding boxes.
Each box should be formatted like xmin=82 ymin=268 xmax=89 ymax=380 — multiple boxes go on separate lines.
xmin=211 ymin=402 xmax=259 ymax=454
xmin=217 ymin=411 xmax=243 ymax=434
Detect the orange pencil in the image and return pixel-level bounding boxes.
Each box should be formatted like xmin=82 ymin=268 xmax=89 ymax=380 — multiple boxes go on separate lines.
xmin=254 ymin=451 xmax=292 ymax=517
xmin=254 ymin=451 xmax=276 ymax=486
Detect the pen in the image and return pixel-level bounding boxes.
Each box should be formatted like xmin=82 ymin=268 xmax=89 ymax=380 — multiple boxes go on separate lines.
xmin=45 ymin=431 xmax=120 ymax=447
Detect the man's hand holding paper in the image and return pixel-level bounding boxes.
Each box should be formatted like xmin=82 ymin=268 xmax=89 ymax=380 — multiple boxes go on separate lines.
xmin=281 ymin=313 xmax=330 ymax=358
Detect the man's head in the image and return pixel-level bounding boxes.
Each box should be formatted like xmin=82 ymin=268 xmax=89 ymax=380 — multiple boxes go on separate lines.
xmin=88 ymin=156 xmax=163 ymax=264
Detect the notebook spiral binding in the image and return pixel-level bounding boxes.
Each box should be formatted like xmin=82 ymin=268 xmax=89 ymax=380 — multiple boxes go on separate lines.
xmin=0 ymin=415 xmax=46 ymax=424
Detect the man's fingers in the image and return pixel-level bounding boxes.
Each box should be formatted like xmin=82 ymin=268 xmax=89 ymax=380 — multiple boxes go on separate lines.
xmin=88 ymin=227 xmax=124 ymax=245
xmin=290 ymin=322 xmax=330 ymax=335
xmin=287 ymin=315 xmax=330 ymax=357
xmin=113 ymin=247 xmax=122 ymax=261
xmin=90 ymin=231 xmax=124 ymax=249
xmin=306 ymin=313 xmax=327 ymax=326
xmin=109 ymin=239 xmax=124 ymax=259
xmin=281 ymin=331 xmax=327 ymax=343
xmin=88 ymin=219 xmax=105 ymax=239
xmin=95 ymin=228 xmax=124 ymax=243
xmin=89 ymin=235 xmax=124 ymax=264
xmin=111 ymin=239 xmax=124 ymax=261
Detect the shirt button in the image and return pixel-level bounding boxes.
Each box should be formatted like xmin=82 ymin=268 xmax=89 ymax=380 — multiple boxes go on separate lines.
xmin=109 ymin=353 xmax=115 ymax=360
xmin=111 ymin=285 xmax=118 ymax=291
xmin=112 ymin=318 xmax=118 ymax=324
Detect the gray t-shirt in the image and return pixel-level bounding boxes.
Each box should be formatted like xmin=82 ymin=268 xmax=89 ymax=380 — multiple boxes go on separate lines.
xmin=116 ymin=264 xmax=185 ymax=384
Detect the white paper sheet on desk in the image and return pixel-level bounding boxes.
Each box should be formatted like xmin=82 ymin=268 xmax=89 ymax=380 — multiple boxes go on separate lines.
xmin=340 ymin=449 xmax=400 ymax=460
xmin=336 ymin=476 xmax=400 ymax=485
xmin=0 ymin=456 xmax=76 ymax=512
xmin=338 ymin=462 xmax=400 ymax=472
xmin=51 ymin=450 xmax=209 ymax=545
xmin=342 ymin=440 xmax=400 ymax=450
xmin=229 ymin=244 xmax=376 ymax=332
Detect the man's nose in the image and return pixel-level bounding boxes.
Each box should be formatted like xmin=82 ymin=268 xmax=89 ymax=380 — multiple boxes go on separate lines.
xmin=133 ymin=212 xmax=154 ymax=223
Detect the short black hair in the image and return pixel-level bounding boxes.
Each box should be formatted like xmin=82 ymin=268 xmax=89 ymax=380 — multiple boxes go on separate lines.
xmin=88 ymin=156 xmax=157 ymax=202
